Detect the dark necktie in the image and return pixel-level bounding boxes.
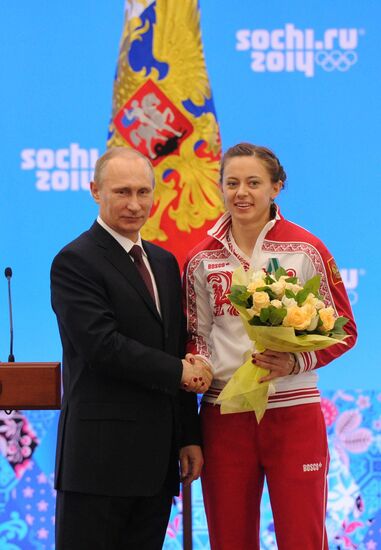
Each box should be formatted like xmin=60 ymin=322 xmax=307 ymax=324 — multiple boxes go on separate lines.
xmin=129 ymin=245 xmax=155 ymax=302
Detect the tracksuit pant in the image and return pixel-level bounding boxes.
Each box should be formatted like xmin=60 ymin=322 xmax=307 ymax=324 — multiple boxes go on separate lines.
xmin=200 ymin=402 xmax=329 ymax=550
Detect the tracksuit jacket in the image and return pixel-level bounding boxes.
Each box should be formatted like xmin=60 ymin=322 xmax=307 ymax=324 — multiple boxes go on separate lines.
xmin=183 ymin=208 xmax=357 ymax=409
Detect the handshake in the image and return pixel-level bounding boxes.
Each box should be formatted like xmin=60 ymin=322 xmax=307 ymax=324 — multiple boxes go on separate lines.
xmin=181 ymin=353 xmax=213 ymax=394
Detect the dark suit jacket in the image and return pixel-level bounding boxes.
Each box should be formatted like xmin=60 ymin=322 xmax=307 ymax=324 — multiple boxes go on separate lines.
xmin=51 ymin=222 xmax=200 ymax=498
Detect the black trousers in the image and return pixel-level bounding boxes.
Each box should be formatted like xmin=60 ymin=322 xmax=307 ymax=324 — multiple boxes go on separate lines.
xmin=55 ymin=486 xmax=173 ymax=550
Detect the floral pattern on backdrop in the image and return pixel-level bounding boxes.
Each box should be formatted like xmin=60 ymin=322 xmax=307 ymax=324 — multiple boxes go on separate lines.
xmin=164 ymin=390 xmax=381 ymax=550
xmin=0 ymin=392 xmax=379 ymax=549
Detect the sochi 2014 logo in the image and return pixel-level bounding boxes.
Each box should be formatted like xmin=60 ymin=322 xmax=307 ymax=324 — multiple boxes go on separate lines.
xmin=20 ymin=144 xmax=99 ymax=192
xmin=236 ymin=24 xmax=364 ymax=77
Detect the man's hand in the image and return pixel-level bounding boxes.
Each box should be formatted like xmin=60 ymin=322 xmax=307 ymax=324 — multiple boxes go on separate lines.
xmin=179 ymin=445 xmax=204 ymax=487
xmin=181 ymin=354 xmax=212 ymax=393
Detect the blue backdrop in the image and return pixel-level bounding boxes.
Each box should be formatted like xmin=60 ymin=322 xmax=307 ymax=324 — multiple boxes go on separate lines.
xmin=0 ymin=1 xmax=379 ymax=548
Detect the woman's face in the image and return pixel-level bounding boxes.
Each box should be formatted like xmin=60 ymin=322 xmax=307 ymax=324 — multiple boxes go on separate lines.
xmin=221 ymin=155 xmax=282 ymax=226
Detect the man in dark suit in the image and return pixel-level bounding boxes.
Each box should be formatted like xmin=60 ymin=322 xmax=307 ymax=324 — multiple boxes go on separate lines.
xmin=51 ymin=147 xmax=212 ymax=549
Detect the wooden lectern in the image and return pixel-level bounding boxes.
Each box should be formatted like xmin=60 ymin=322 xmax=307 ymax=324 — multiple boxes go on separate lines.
xmin=0 ymin=362 xmax=61 ymax=409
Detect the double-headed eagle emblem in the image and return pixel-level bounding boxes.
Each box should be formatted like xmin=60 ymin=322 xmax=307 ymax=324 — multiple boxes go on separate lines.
xmin=107 ymin=0 xmax=223 ymax=242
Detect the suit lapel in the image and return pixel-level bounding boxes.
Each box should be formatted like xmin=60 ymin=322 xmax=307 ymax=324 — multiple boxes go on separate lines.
xmin=88 ymin=222 xmax=162 ymax=323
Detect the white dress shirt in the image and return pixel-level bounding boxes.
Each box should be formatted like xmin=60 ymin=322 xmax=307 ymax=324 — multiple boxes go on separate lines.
xmin=97 ymin=216 xmax=161 ymax=314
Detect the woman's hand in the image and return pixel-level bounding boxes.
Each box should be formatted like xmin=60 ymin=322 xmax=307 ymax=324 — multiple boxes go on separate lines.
xmin=252 ymin=350 xmax=299 ymax=383
xmin=181 ymin=354 xmax=213 ymax=393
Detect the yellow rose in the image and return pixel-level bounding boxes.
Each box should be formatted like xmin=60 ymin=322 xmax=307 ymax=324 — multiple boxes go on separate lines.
xmin=303 ymin=293 xmax=318 ymax=307
xmin=303 ymin=303 xmax=316 ymax=317
xmin=282 ymin=304 xmax=315 ymax=331
xmin=282 ymin=295 xmax=297 ymax=308
xmin=277 ymin=275 xmax=303 ymax=294
xmin=306 ymin=315 xmax=319 ymax=331
xmin=247 ymin=279 xmax=266 ymax=293
xmin=319 ymin=307 xmax=336 ymax=331
xmin=270 ymin=299 xmax=283 ymax=309
xmin=269 ymin=280 xmax=286 ymax=297
xmin=284 ymin=282 xmax=304 ymax=294
xmin=303 ymin=293 xmax=325 ymax=311
xmin=252 ymin=291 xmax=270 ymax=313
xmin=247 ymin=270 xmax=267 ymax=293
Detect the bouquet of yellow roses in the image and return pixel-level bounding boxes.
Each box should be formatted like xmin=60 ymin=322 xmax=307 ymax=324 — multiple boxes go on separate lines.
xmin=216 ymin=266 xmax=349 ymax=422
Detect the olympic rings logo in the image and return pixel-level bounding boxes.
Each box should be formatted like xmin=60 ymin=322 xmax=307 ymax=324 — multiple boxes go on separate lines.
xmin=315 ymin=50 xmax=358 ymax=72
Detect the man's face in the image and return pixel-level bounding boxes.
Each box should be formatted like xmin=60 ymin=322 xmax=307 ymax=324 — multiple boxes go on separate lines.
xmin=91 ymin=155 xmax=154 ymax=242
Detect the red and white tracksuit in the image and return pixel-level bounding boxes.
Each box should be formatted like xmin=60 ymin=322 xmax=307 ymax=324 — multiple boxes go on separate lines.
xmin=183 ymin=209 xmax=357 ymax=550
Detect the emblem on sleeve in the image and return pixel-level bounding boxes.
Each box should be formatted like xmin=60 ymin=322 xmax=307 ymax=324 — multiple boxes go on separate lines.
xmin=328 ymin=257 xmax=342 ymax=285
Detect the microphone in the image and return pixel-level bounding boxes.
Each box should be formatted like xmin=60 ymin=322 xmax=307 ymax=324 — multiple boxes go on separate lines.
xmin=4 ymin=267 xmax=15 ymax=362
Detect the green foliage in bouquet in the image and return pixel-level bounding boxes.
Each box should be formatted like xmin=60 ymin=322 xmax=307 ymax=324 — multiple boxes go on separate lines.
xmin=228 ymin=267 xmax=348 ymax=338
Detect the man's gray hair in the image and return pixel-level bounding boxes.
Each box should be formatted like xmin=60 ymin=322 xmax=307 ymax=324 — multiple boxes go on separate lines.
xmin=93 ymin=147 xmax=155 ymax=187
